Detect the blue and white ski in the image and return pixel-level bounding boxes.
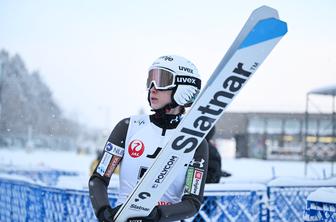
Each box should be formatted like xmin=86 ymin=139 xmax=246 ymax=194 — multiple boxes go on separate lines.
xmin=114 ymin=5 xmax=287 ymax=221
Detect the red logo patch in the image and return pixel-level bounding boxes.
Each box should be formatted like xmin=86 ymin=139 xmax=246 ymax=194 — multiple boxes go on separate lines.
xmin=158 ymin=201 xmax=172 ymax=206
xmin=128 ymin=139 xmax=145 ymax=158
xmin=195 ymin=170 xmax=203 ymax=180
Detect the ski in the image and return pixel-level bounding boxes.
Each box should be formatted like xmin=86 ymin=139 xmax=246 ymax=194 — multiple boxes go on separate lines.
xmin=114 ymin=5 xmax=287 ymax=221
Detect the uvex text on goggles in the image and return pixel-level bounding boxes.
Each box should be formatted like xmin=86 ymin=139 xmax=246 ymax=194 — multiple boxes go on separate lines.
xmin=147 ymin=68 xmax=201 ymax=90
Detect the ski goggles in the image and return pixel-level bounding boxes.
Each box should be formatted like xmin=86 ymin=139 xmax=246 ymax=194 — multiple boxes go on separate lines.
xmin=146 ymin=68 xmax=201 ymax=90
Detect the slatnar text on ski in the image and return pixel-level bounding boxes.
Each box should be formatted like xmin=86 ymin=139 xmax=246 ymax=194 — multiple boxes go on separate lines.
xmin=172 ymin=62 xmax=255 ymax=153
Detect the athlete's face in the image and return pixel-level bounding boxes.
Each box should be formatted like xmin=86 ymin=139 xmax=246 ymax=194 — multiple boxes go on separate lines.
xmin=149 ymin=86 xmax=172 ymax=110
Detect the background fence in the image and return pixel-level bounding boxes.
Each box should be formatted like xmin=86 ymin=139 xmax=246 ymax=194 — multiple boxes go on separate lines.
xmin=0 ymin=170 xmax=335 ymax=222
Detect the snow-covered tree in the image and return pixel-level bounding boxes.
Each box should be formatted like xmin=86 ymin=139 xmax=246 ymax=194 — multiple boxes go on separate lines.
xmin=0 ymin=49 xmax=80 ymax=148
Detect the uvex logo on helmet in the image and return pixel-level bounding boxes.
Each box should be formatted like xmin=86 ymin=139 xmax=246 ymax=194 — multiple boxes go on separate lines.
xmin=178 ymin=66 xmax=193 ymax=74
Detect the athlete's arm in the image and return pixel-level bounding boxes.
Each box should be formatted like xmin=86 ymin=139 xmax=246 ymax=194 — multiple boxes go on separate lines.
xmin=88 ymin=118 xmax=129 ymax=221
xmin=128 ymin=139 xmax=209 ymax=222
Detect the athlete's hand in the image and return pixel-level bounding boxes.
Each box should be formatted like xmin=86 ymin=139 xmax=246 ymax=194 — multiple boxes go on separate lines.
xmin=127 ymin=206 xmax=160 ymax=222
xmin=97 ymin=205 xmax=121 ymax=222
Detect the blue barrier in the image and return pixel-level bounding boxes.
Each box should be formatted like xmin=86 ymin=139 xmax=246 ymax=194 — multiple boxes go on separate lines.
xmin=267 ymin=178 xmax=336 ymax=222
xmin=303 ymin=188 xmax=336 ymax=222
xmin=185 ymin=184 xmax=267 ymax=222
xmin=0 ymin=178 xmax=99 ymax=221
xmin=0 ymin=171 xmax=335 ymax=222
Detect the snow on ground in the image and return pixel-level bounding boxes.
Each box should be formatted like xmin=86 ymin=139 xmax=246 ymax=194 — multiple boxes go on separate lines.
xmin=0 ymin=147 xmax=335 ymax=189
xmin=0 ymin=148 xmax=95 ymax=173
xmin=0 ymin=148 xmax=96 ymax=189
xmin=221 ymin=158 xmax=336 ymax=184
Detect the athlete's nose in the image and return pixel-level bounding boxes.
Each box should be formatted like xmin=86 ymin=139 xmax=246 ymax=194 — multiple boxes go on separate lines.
xmin=150 ymin=85 xmax=158 ymax=94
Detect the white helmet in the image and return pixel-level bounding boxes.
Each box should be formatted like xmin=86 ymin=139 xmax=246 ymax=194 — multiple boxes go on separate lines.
xmin=147 ymin=55 xmax=201 ymax=108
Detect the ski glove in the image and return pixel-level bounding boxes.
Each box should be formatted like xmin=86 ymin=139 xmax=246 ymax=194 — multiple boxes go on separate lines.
xmin=97 ymin=205 xmax=121 ymax=222
xmin=127 ymin=206 xmax=161 ymax=222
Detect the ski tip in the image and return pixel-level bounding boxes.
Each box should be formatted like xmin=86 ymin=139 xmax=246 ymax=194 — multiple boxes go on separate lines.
xmin=252 ymin=5 xmax=279 ymax=19
xmin=239 ymin=17 xmax=287 ymax=49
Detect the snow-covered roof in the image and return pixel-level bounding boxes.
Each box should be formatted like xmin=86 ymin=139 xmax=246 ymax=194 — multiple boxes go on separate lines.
xmin=307 ymin=187 xmax=336 ymax=204
xmin=309 ymin=84 xmax=336 ymax=96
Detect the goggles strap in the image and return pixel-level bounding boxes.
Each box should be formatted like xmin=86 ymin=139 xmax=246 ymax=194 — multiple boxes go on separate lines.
xmin=175 ymin=75 xmax=201 ymax=89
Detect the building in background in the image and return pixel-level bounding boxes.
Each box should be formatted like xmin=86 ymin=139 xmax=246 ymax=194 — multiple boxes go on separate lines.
xmin=216 ymin=112 xmax=335 ymax=161
xmin=304 ymin=84 xmax=336 ymax=175
xmin=215 ymin=85 xmax=336 ymax=163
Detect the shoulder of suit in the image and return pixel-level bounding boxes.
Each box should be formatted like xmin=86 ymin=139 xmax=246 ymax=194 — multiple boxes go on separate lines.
xmin=129 ymin=114 xmax=150 ymax=127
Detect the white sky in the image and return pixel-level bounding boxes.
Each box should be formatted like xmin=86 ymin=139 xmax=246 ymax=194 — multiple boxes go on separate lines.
xmin=1 ymin=0 xmax=335 ymax=129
